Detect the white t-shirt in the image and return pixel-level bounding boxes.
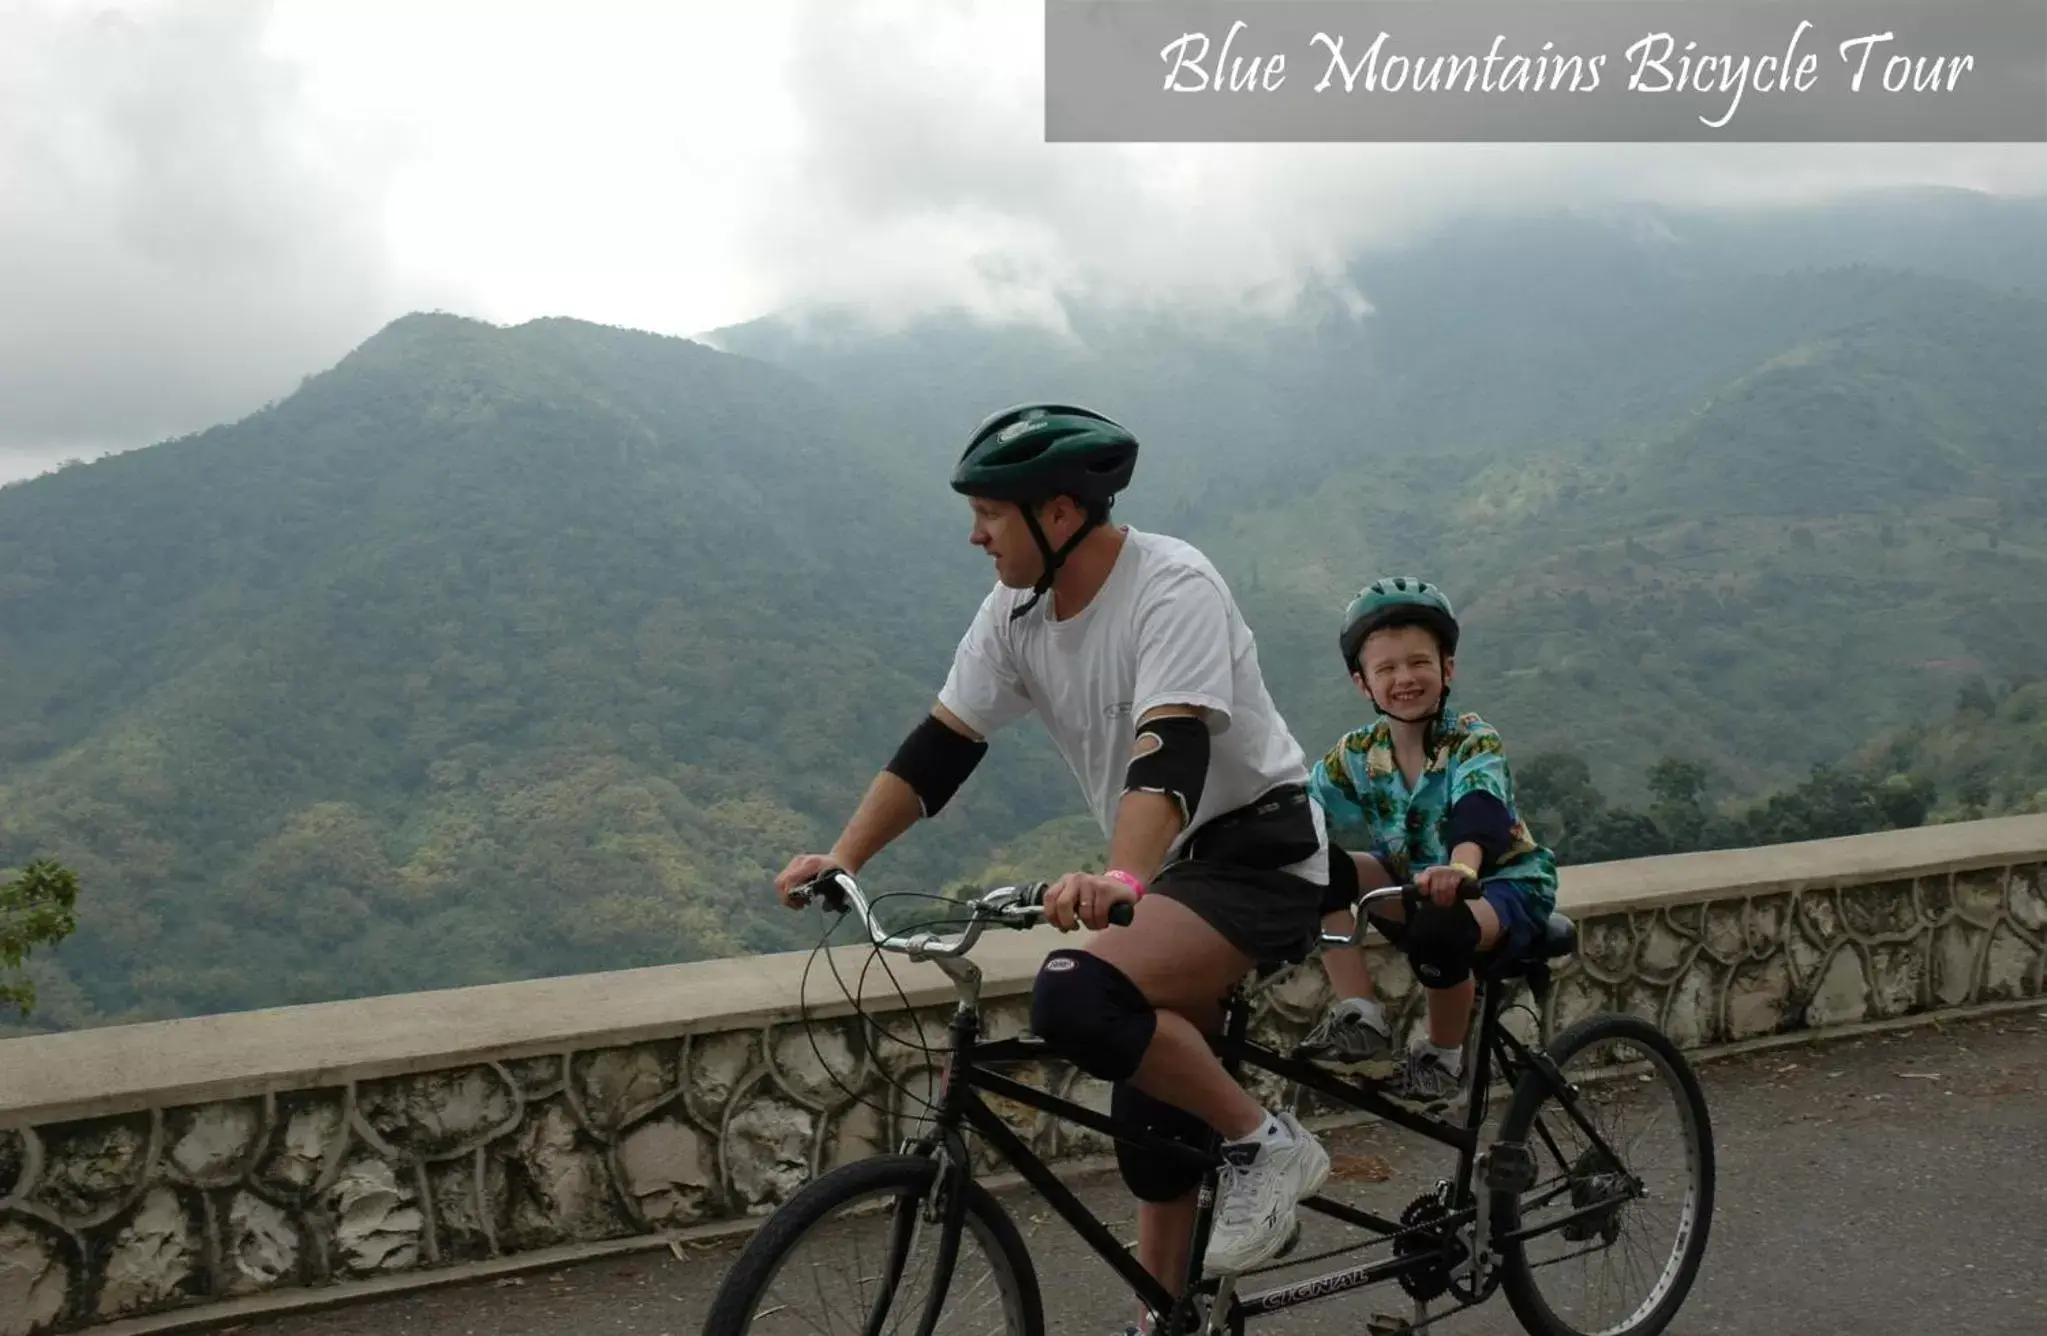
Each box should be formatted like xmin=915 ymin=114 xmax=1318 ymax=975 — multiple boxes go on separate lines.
xmin=937 ymin=527 xmax=1328 ymax=884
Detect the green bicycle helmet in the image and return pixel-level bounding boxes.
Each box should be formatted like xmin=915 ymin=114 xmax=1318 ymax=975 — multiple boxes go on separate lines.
xmin=951 ymin=403 xmax=1140 ymax=618
xmin=1339 ymin=576 xmax=1460 ymax=673
xmin=1340 ymin=577 xmax=1460 ymax=728
xmin=951 ymin=403 xmax=1138 ymax=505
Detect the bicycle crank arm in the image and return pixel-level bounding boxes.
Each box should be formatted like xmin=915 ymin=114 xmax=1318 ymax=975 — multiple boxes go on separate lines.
xmin=1204 ymin=1275 xmax=1238 ymax=1336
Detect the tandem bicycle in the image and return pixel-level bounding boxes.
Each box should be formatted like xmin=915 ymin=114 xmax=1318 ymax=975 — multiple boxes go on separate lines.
xmin=702 ymin=869 xmax=1714 ymax=1336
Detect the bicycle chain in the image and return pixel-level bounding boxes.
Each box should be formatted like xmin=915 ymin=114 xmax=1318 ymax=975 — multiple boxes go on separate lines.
xmin=1235 ymin=1180 xmax=1481 ymax=1285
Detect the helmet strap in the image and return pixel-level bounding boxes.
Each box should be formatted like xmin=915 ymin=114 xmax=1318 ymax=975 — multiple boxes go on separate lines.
xmin=1010 ymin=499 xmax=1103 ymax=621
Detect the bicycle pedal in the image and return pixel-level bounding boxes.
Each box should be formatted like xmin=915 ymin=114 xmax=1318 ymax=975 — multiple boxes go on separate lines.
xmin=1272 ymin=1215 xmax=1304 ymax=1260
xmin=1365 ymin=1316 xmax=1413 ymax=1336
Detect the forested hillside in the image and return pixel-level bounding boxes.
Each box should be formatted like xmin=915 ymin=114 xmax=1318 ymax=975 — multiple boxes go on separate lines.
xmin=0 ymin=315 xmax=1083 ymax=1028
xmin=5 ymin=190 xmax=2043 ymax=1032
xmin=1200 ymin=267 xmax=2047 ymax=793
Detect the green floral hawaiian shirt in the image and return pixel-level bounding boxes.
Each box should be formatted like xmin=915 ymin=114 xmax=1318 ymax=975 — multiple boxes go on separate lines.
xmin=1308 ymin=710 xmax=1559 ymax=916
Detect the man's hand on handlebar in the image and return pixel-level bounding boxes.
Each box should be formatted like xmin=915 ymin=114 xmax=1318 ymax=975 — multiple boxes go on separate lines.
xmin=775 ymin=853 xmax=842 ymax=908
xmin=1040 ymin=870 xmax=1138 ymax=933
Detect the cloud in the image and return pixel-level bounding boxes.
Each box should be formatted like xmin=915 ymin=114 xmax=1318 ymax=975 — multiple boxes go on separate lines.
xmin=258 ymin=0 xmax=810 ymax=355
xmin=0 ymin=0 xmax=432 ymax=476
xmin=3 ymin=0 xmax=2044 ymax=483
xmin=734 ymin=0 xmax=2047 ymax=332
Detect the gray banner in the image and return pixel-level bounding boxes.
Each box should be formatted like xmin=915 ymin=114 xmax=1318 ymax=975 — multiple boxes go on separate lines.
xmin=1044 ymin=1 xmax=2047 ymax=141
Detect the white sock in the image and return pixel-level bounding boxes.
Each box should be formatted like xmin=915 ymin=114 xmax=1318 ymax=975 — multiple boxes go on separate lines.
xmin=1226 ymin=1110 xmax=1290 ymax=1146
xmin=1427 ymin=1042 xmax=1464 ymax=1075
xmin=1337 ymin=996 xmax=1389 ymax=1033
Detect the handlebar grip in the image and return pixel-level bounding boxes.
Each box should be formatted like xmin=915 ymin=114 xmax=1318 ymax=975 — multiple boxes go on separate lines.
xmin=803 ymin=868 xmax=850 ymax=913
xmin=1398 ymin=877 xmax=1486 ymax=902
xmin=1014 ymin=882 xmax=1137 ymax=927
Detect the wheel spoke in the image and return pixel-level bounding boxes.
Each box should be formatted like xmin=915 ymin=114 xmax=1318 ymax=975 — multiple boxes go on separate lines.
xmin=703 ymin=1158 xmax=1039 ymax=1336
xmin=1495 ymin=1015 xmax=1713 ymax=1336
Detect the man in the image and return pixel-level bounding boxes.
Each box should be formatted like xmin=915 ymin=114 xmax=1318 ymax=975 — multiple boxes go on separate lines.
xmin=774 ymin=403 xmax=1334 ymax=1328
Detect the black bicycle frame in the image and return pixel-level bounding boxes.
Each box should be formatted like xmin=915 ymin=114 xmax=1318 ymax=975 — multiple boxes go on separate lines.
xmin=909 ymin=963 xmax=1604 ymax=1329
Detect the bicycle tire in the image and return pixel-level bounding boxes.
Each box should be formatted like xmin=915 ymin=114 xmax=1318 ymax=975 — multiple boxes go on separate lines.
xmin=700 ymin=1153 xmax=1045 ymax=1336
xmin=1494 ymin=1013 xmax=1716 ymax=1336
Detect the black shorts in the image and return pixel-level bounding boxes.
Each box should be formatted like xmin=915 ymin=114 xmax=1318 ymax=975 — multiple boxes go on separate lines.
xmin=1143 ymin=784 xmax=1345 ymax=967
xmin=1147 ymin=859 xmax=1328 ymax=967
xmin=1321 ymin=836 xmax=1362 ymax=915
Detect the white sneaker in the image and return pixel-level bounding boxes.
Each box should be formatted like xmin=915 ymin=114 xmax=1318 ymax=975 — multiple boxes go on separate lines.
xmin=1202 ymin=1111 xmax=1331 ymax=1274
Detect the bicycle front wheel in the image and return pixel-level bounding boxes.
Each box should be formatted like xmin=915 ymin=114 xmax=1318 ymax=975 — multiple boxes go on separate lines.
xmin=701 ymin=1152 xmax=1045 ymax=1336
xmin=1493 ymin=1013 xmax=1715 ymax=1336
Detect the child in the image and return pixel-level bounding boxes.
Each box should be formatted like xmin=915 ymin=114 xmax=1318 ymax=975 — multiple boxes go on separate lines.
xmin=1300 ymin=577 xmax=1559 ymax=1107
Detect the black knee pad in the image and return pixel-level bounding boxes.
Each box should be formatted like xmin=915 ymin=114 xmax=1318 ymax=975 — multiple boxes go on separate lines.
xmin=1404 ymin=900 xmax=1481 ymax=989
xmin=1029 ymin=950 xmax=1156 ymax=1083
xmin=1111 ymin=1082 xmax=1215 ymax=1203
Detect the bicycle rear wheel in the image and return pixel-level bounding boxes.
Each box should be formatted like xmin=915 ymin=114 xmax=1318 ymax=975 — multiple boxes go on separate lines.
xmin=701 ymin=1152 xmax=1044 ymax=1336
xmin=1493 ymin=1013 xmax=1715 ymax=1336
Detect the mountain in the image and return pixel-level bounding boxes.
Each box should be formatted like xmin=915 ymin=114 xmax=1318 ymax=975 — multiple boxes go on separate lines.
xmin=1850 ymin=678 xmax=2047 ymax=821
xmin=1189 ymin=266 xmax=2047 ymax=796
xmin=8 ymin=189 xmax=2047 ymax=1032
xmin=1628 ymin=187 xmax=2047 ymax=296
xmin=0 ymin=314 xmax=1084 ymax=1028
xmin=704 ymin=189 xmax=2047 ymax=517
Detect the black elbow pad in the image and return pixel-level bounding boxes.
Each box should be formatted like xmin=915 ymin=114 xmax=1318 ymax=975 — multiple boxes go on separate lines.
xmin=1122 ymin=714 xmax=1210 ymax=827
xmin=1446 ymin=791 xmax=1515 ymax=870
xmin=885 ymin=714 xmax=988 ymax=816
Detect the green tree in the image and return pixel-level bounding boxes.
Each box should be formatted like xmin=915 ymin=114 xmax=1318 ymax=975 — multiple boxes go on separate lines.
xmin=1572 ymin=807 xmax=1668 ymax=863
xmin=1646 ymin=757 xmax=1712 ymax=850
xmin=1728 ymin=764 xmax=1927 ymax=846
xmin=1872 ymin=772 xmax=1938 ymax=828
xmin=1957 ymin=774 xmax=1991 ymax=818
xmin=1517 ymin=750 xmax=1604 ymax=848
xmin=2 ymin=860 xmax=80 ymax=1018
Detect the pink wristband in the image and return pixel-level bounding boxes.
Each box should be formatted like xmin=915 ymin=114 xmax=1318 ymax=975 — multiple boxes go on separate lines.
xmin=1103 ymin=869 xmax=1146 ymax=899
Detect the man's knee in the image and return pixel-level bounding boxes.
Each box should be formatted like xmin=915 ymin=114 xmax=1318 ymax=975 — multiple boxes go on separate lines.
xmin=1113 ymin=1082 xmax=1213 ymax=1203
xmin=1405 ymin=900 xmax=1481 ymax=989
xmin=1030 ymin=950 xmax=1156 ymax=1083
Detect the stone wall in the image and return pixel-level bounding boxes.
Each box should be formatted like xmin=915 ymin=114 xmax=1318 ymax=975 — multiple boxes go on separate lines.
xmin=4 ymin=816 xmax=2045 ymax=1334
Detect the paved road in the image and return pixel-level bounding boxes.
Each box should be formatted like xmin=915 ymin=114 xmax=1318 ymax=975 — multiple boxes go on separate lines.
xmin=239 ymin=1011 xmax=2045 ymax=1336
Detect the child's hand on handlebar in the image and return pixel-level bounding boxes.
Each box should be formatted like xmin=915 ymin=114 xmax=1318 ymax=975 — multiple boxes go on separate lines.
xmin=1415 ymin=863 xmax=1475 ymax=908
xmin=1041 ymin=871 xmax=1138 ymax=932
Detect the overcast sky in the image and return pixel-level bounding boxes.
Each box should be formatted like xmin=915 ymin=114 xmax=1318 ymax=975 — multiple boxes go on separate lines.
xmin=3 ymin=0 xmax=2045 ymax=484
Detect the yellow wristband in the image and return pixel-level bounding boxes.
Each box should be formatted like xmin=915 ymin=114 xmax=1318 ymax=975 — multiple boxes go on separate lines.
xmin=1448 ymin=861 xmax=1479 ymax=882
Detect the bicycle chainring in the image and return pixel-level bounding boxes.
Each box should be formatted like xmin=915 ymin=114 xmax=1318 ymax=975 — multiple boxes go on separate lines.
xmin=1393 ymin=1191 xmax=1460 ymax=1302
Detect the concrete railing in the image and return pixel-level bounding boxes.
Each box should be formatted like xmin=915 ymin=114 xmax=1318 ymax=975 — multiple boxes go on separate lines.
xmin=4 ymin=815 xmax=2045 ymax=1334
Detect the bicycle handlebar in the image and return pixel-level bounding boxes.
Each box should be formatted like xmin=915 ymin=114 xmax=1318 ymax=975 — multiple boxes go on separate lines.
xmin=1322 ymin=875 xmax=1485 ymax=949
xmin=793 ymin=863 xmax=1482 ymax=961
xmin=787 ymin=868 xmax=1135 ymax=962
